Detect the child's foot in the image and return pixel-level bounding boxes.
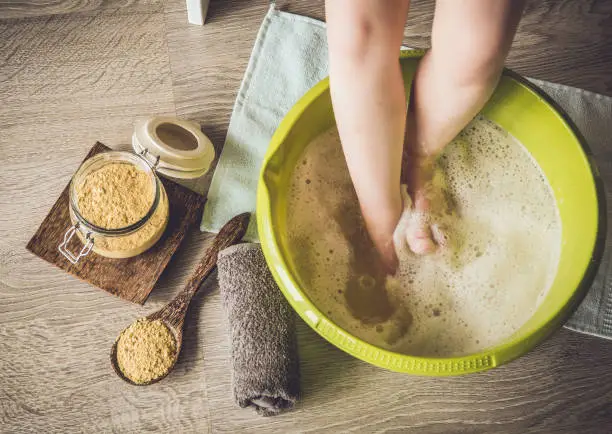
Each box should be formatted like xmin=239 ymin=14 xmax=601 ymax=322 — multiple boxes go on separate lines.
xmin=396 ymin=159 xmax=452 ymax=255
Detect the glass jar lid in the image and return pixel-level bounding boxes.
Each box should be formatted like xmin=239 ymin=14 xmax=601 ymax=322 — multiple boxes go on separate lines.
xmin=132 ymin=116 xmax=215 ymax=180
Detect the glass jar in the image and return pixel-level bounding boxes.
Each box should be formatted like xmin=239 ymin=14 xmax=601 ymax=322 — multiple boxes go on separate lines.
xmin=59 ymin=116 xmax=215 ymax=264
xmin=59 ymin=151 xmax=169 ymax=263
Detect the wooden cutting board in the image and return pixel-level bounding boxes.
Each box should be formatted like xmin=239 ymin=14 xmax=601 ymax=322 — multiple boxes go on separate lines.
xmin=26 ymin=142 xmax=207 ymax=304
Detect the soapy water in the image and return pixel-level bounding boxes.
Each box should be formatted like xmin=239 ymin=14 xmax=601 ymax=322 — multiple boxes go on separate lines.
xmin=286 ymin=116 xmax=561 ymax=357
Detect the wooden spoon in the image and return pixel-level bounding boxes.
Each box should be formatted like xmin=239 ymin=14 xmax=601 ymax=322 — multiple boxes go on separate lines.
xmin=110 ymin=212 xmax=251 ymax=386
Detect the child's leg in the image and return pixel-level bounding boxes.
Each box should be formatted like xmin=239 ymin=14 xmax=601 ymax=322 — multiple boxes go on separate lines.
xmin=404 ymin=0 xmax=525 ymax=254
xmin=326 ymin=0 xmax=411 ymax=272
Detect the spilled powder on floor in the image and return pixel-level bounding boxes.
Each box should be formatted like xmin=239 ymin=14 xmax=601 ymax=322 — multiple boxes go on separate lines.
xmin=116 ymin=318 xmax=176 ymax=384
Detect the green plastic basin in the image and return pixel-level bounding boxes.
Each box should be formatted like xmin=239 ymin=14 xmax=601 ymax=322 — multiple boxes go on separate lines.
xmin=256 ymin=50 xmax=605 ymax=375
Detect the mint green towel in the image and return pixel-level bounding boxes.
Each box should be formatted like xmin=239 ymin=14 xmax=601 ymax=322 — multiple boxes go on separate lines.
xmin=201 ymin=5 xmax=328 ymax=241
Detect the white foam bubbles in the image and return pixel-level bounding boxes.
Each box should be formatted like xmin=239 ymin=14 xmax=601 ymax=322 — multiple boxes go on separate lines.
xmin=285 ymin=117 xmax=561 ymax=357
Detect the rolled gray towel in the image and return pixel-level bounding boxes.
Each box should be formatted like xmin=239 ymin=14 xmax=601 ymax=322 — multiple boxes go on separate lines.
xmin=217 ymin=243 xmax=300 ymax=416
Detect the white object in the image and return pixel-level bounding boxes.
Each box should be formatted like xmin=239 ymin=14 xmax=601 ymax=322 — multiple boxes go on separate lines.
xmin=186 ymin=0 xmax=209 ymax=25
xmin=132 ymin=116 xmax=215 ymax=180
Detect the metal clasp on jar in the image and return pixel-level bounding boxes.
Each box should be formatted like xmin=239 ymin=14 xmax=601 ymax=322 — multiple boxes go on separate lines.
xmin=139 ymin=148 xmax=160 ymax=170
xmin=58 ymin=222 xmax=94 ymax=264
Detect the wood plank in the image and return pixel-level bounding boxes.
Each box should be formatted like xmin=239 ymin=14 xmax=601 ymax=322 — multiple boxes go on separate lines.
xmin=0 ymin=0 xmax=105 ymax=19
xmin=0 ymin=0 xmax=163 ymax=19
xmin=197 ymin=304 xmax=612 ymax=433
xmin=400 ymin=0 xmax=612 ymax=95
xmin=262 ymin=0 xmax=612 ymax=95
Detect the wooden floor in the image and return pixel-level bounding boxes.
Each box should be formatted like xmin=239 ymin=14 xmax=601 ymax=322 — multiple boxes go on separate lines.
xmin=1 ymin=0 xmax=612 ymax=432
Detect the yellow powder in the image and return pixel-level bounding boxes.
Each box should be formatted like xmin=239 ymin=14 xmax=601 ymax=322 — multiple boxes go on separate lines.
xmin=92 ymin=189 xmax=169 ymax=256
xmin=116 ymin=318 xmax=177 ymax=384
xmin=76 ymin=162 xmax=154 ymax=229
xmin=73 ymin=161 xmax=169 ymax=258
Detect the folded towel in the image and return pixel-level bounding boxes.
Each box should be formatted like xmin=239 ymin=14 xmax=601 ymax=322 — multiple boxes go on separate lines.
xmin=200 ymin=4 xmax=328 ymax=241
xmin=204 ymin=5 xmax=612 ymax=340
xmin=530 ymin=80 xmax=612 ymax=339
xmin=217 ymin=243 xmax=300 ymax=416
